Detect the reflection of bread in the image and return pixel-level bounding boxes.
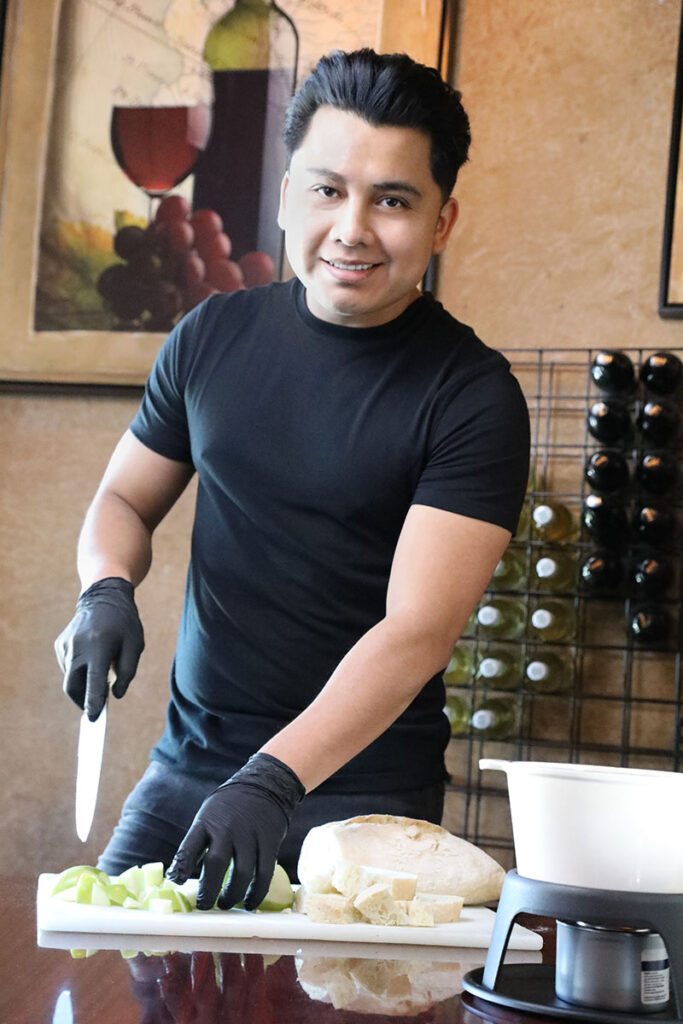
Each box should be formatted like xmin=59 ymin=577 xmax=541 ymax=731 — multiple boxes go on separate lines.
xmin=295 ymin=955 xmax=466 ymax=1015
xmin=297 ymin=814 xmax=504 ymax=905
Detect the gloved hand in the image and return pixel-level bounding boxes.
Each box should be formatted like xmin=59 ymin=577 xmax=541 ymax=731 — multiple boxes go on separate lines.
xmin=54 ymin=576 xmax=144 ymax=720
xmin=166 ymin=752 xmax=305 ymax=911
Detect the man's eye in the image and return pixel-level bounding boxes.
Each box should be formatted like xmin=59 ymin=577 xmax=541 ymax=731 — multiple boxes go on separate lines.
xmin=314 ymin=185 xmax=338 ymax=198
xmin=380 ymin=196 xmax=407 ymax=209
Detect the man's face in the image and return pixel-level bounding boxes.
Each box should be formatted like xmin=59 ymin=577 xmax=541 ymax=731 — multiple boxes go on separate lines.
xmin=278 ymin=106 xmax=458 ymax=328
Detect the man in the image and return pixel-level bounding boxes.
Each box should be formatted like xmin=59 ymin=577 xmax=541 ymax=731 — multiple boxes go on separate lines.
xmin=56 ymin=48 xmax=529 ymax=913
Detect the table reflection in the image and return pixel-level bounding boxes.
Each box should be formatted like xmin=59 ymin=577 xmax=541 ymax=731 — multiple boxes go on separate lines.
xmin=120 ymin=948 xmax=466 ymax=1022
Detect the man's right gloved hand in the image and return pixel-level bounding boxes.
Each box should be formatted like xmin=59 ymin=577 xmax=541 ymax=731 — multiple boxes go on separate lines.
xmin=54 ymin=577 xmax=144 ymax=720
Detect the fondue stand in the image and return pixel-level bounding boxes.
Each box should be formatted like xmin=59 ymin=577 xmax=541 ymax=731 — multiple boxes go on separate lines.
xmin=463 ymin=869 xmax=683 ymax=1022
xmin=463 ymin=760 xmax=683 ymax=1022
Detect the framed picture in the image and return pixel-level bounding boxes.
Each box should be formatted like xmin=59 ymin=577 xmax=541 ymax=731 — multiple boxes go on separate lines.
xmin=0 ymin=0 xmax=452 ymax=386
xmin=660 ymin=7 xmax=683 ymax=317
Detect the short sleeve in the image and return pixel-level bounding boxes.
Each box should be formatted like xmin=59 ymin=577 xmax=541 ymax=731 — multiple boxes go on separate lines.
xmin=413 ymin=363 xmax=530 ymax=534
xmin=129 ymin=301 xmax=209 ymax=464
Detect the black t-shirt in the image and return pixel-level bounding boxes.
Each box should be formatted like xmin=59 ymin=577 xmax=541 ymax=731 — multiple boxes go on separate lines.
xmin=130 ymin=279 xmax=530 ymax=792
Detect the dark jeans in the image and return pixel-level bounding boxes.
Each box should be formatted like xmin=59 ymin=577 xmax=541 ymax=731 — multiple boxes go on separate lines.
xmin=98 ymin=760 xmax=445 ymax=881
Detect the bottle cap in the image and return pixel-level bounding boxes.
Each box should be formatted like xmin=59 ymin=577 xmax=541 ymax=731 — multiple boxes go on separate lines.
xmin=532 ymin=505 xmax=553 ymax=527
xmin=526 ymin=660 xmax=549 ymax=682
xmin=477 ymin=606 xmax=501 ymax=627
xmin=479 ymin=657 xmax=503 ymax=678
xmin=535 ymin=557 xmax=558 ymax=578
xmin=531 ymin=608 xmax=553 ymax=629
xmin=471 ymin=709 xmax=494 ymax=730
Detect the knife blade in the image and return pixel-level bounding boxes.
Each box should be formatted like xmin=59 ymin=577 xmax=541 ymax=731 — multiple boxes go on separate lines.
xmin=75 ymin=703 xmax=107 ymax=843
xmin=75 ymin=663 xmax=114 ymax=845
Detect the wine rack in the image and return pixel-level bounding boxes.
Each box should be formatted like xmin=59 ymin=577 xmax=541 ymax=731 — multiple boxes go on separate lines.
xmin=443 ymin=346 xmax=683 ymax=869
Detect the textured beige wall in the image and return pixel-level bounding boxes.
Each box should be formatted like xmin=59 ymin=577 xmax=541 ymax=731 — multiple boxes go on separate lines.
xmin=441 ymin=0 xmax=683 ymax=353
xmin=1 ymin=392 xmax=196 ymax=872
xmin=2 ymin=0 xmax=683 ymax=875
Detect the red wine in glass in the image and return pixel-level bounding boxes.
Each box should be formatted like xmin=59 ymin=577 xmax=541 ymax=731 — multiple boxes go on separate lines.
xmin=111 ymin=105 xmax=212 ymax=199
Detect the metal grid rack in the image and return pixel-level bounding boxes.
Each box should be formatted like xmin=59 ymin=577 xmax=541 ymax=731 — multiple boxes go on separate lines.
xmin=443 ymin=346 xmax=683 ymax=868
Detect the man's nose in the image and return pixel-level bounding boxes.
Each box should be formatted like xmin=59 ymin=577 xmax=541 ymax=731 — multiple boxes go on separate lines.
xmin=332 ymin=199 xmax=373 ymax=247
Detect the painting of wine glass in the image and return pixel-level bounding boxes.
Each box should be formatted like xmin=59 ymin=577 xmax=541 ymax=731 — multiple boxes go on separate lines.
xmin=0 ymin=0 xmax=452 ymax=384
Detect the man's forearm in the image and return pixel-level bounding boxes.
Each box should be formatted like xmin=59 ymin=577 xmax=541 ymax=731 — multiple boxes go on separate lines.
xmin=77 ymin=491 xmax=154 ymax=591
xmin=260 ymin=613 xmax=455 ymax=793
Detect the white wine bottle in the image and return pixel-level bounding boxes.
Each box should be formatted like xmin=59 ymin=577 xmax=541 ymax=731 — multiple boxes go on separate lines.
xmin=476 ymin=645 xmax=524 ymax=690
xmin=488 ymin=547 xmax=528 ymax=592
xmin=528 ymin=599 xmax=577 ymax=642
xmin=444 ymin=693 xmax=470 ymax=736
xmin=531 ymin=501 xmax=577 ymax=542
xmin=531 ymin=549 xmax=577 ymax=593
xmin=525 ymin=649 xmax=574 ymax=693
xmin=442 ymin=644 xmax=475 ymax=687
xmin=471 ymin=696 xmax=520 ymax=740
xmin=476 ymin=597 xmax=527 ymax=640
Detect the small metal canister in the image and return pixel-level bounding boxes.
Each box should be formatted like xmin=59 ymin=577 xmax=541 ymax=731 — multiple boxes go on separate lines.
xmin=555 ymin=920 xmax=670 ymax=1013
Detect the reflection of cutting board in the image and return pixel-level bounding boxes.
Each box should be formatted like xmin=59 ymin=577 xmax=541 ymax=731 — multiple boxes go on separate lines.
xmin=36 ymin=874 xmax=542 ymax=950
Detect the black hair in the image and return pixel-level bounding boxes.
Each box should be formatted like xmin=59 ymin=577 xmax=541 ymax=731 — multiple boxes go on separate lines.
xmin=283 ymin=48 xmax=471 ymax=200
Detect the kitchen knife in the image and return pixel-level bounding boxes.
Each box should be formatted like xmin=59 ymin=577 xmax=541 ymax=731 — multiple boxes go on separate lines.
xmin=75 ymin=703 xmax=107 ymax=843
xmin=75 ymin=669 xmax=114 ymax=842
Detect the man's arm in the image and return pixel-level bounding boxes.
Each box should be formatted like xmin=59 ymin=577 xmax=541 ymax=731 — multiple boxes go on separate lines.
xmin=261 ymin=502 xmax=511 ymax=790
xmin=77 ymin=429 xmax=194 ymax=589
xmin=56 ymin=430 xmax=194 ymax=717
xmin=169 ymin=503 xmax=510 ymax=909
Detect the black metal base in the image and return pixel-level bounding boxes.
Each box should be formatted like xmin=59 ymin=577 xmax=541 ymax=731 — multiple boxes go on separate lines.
xmin=463 ymin=965 xmax=679 ymax=1024
xmin=469 ymin=870 xmax=683 ymax=1022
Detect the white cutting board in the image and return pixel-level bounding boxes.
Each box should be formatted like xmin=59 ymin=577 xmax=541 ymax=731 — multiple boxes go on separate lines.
xmin=36 ymin=874 xmax=541 ymax=950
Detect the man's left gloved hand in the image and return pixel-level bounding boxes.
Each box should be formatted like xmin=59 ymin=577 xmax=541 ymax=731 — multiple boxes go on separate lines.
xmin=166 ymin=752 xmax=305 ymax=911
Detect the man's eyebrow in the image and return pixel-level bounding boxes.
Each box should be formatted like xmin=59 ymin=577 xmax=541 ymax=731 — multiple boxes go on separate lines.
xmin=306 ymin=167 xmax=423 ymax=198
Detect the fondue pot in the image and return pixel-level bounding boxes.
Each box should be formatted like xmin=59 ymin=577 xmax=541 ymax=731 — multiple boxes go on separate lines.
xmin=461 ymin=759 xmax=683 ymax=1022
xmin=479 ymin=757 xmax=683 ymax=892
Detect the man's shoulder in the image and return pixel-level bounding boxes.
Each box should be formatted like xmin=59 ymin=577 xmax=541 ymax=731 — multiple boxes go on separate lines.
xmin=420 ymin=293 xmax=511 ymax=376
xmin=199 ymin=278 xmax=298 ymax=327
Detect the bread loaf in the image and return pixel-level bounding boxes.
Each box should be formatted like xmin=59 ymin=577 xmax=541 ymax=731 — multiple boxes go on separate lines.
xmin=297 ymin=814 xmax=504 ymax=905
xmin=331 ymin=863 xmax=417 ymax=901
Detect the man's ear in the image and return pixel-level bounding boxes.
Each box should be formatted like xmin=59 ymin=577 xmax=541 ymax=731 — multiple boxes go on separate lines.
xmin=277 ymin=171 xmax=290 ymax=230
xmin=431 ymin=197 xmax=459 ymax=255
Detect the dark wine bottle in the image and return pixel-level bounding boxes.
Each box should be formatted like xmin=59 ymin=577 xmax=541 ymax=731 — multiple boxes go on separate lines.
xmin=193 ymin=0 xmax=299 ymax=265
xmin=639 ymin=352 xmax=683 ymax=395
xmin=584 ymin=449 xmax=630 ymax=493
xmin=587 ymin=399 xmax=632 ymax=444
xmin=632 ymin=505 xmax=675 ymax=547
xmin=636 ymin=453 xmax=678 ymax=496
xmin=637 ymin=400 xmax=681 ymax=447
xmin=631 ymin=555 xmax=674 ymax=598
xmin=580 ymin=550 xmax=623 ymax=592
xmin=582 ymin=493 xmax=629 ymax=545
xmin=590 ymin=350 xmax=635 ymax=393
xmin=630 ymin=604 xmax=672 ymax=647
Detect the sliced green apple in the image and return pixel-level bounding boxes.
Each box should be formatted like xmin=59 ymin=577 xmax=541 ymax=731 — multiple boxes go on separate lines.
xmin=51 ymin=865 xmax=108 ymax=896
xmin=257 ymin=863 xmax=294 ymax=912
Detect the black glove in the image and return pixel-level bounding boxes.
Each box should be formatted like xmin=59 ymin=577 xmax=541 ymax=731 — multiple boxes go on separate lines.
xmin=166 ymin=753 xmax=305 ymax=911
xmin=54 ymin=576 xmax=144 ymax=720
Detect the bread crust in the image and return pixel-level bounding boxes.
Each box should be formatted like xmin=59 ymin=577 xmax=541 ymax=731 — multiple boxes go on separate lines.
xmin=297 ymin=814 xmax=505 ymax=904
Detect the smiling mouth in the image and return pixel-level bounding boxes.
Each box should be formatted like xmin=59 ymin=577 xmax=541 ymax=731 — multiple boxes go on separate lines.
xmin=323 ymin=258 xmax=378 ymax=271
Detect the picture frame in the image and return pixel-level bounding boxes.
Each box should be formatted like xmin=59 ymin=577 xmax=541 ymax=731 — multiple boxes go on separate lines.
xmin=0 ymin=0 xmax=453 ymax=386
xmin=660 ymin=7 xmax=683 ymax=317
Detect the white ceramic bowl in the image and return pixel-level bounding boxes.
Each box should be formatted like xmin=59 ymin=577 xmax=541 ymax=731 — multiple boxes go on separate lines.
xmin=480 ymin=758 xmax=683 ymax=893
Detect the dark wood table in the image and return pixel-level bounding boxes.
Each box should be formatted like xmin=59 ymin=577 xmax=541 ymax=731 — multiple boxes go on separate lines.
xmin=2 ymin=876 xmax=567 ymax=1024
